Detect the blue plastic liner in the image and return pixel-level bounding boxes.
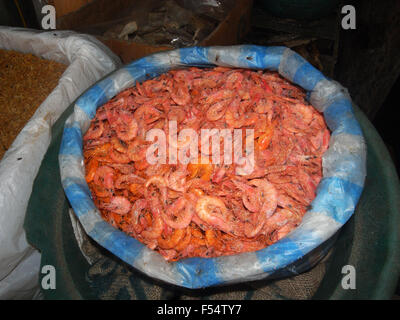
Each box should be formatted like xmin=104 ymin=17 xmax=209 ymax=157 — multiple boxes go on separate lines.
xmin=59 ymin=46 xmax=366 ymax=288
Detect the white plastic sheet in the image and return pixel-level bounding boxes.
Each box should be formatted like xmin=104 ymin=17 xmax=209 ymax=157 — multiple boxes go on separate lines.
xmin=0 ymin=27 xmax=121 ymax=299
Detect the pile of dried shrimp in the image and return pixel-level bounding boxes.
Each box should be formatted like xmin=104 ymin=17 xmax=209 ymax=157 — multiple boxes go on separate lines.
xmin=83 ymin=67 xmax=330 ymax=261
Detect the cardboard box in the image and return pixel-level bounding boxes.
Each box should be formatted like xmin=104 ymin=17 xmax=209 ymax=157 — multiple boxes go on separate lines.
xmin=54 ymin=0 xmax=253 ymax=63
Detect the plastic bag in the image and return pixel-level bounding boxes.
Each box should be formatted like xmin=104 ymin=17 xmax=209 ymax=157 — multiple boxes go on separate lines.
xmin=0 ymin=27 xmax=121 ymax=299
xmin=59 ymin=45 xmax=366 ymax=289
xmin=176 ymin=0 xmax=236 ymax=21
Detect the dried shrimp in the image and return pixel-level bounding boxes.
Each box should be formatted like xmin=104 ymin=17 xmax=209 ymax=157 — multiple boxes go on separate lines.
xmin=83 ymin=67 xmax=330 ymax=261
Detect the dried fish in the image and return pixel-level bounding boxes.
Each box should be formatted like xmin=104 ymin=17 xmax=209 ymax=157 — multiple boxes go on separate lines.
xmin=0 ymin=49 xmax=67 ymax=159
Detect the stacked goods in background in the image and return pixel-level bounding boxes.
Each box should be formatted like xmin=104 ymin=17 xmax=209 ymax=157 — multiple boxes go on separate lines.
xmin=48 ymin=0 xmax=253 ymax=63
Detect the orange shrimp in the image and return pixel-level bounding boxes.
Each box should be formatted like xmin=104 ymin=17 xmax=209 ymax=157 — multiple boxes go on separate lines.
xmin=205 ymin=229 xmax=225 ymax=252
xmin=111 ymin=137 xmax=128 ymax=154
xmin=109 ymin=148 xmax=131 ymax=164
xmin=140 ymin=212 xmax=164 ymax=240
xmin=188 ymin=157 xmax=214 ymax=181
xmin=127 ymin=138 xmax=148 ymax=162
xmin=134 ymin=160 xmax=150 ymax=172
xmin=91 ymin=184 xmax=112 ymax=198
xmin=84 ymin=143 xmax=111 ymax=159
xmin=85 ymin=158 xmax=99 ymax=183
xmin=257 ymin=121 xmax=276 ymax=151
xmin=174 ymin=227 xmax=192 ymax=251
xmin=157 ymin=228 xmax=186 ymax=249
xmin=190 ymin=236 xmax=207 ymax=247
xmin=83 ymin=67 xmax=330 ymax=261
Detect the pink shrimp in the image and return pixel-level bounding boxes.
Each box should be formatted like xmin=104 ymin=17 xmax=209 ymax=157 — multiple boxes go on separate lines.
xmin=172 ymin=69 xmax=194 ymax=83
xmin=276 ymin=192 xmax=303 ymax=214
xmin=95 ymin=106 xmax=109 ymax=121
xmin=167 ymin=167 xmax=187 ymax=192
xmin=83 ymin=136 xmax=111 ymax=149
xmin=211 ymin=167 xmax=226 ymax=183
xmin=321 ymin=128 xmax=330 ymax=153
xmin=192 ymin=78 xmax=218 ymax=88
xmin=93 ymin=166 xmax=115 ymax=189
xmin=109 ymin=148 xmax=131 ymax=164
xmin=107 ymin=163 xmax=135 ymax=175
xmin=243 ymin=112 xmax=259 ymax=126
xmin=84 ymin=67 xmax=330 ymax=261
xmin=264 ymin=208 xmax=301 ymax=237
xmin=205 ymin=89 xmax=234 ymax=105
xmin=168 ymin=130 xmax=196 ymax=150
xmin=145 ymin=176 xmax=168 ymax=204
xmin=134 ymin=105 xmax=162 ymax=124
xmin=84 ymin=121 xmax=104 ymax=140
xmin=170 ymin=82 xmax=191 ymax=106
xmin=167 ymin=107 xmax=186 ymax=123
xmin=195 ymin=196 xmax=240 ymax=235
xmin=111 ymin=137 xmax=128 ymax=154
xmin=254 ymin=99 xmax=274 ymax=114
xmin=234 ymin=179 xmax=278 ymax=238
xmin=273 ymin=224 xmax=295 ymax=241
xmin=225 ymin=98 xmax=245 ymax=128
xmin=102 ymin=196 xmax=131 ymax=215
xmin=158 ymin=249 xmax=178 ymax=261
xmin=232 ymin=180 xmax=260 ymax=212
xmin=281 ymin=182 xmax=310 ymax=206
xmin=127 ymin=199 xmax=148 ymax=234
xmin=115 ymin=117 xmax=139 ymax=142
xmin=161 ymin=197 xmax=194 ymax=229
xmin=127 ymin=138 xmax=148 ymax=162
xmin=143 ymin=79 xmax=166 ymax=97
xmin=115 ymin=173 xmax=145 ymax=189
xmin=206 ymin=101 xmax=228 ymax=121
xmin=309 ymin=128 xmax=330 ymax=154
xmin=250 ymin=179 xmax=278 ymax=218
xmin=282 ymin=103 xmax=314 ymax=133
xmin=135 ymin=80 xmax=149 ymax=96
xmin=225 ymin=71 xmax=244 ymax=90
xmin=295 ymin=169 xmax=317 ymax=203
